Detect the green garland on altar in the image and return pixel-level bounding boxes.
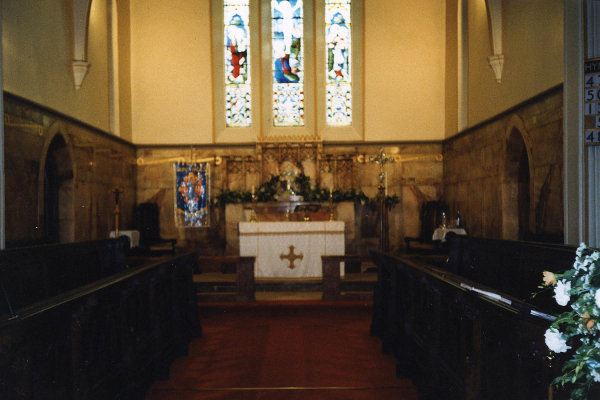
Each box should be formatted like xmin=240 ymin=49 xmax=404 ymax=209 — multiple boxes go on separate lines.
xmin=213 ymin=173 xmax=397 ymax=208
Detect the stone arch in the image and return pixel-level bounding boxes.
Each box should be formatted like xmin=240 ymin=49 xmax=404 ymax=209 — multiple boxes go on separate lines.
xmin=501 ymin=114 xmax=535 ymax=240
xmin=38 ymin=124 xmax=76 ymax=243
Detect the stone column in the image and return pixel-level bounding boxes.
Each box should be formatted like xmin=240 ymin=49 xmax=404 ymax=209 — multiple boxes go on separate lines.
xmin=563 ymin=1 xmax=586 ymax=245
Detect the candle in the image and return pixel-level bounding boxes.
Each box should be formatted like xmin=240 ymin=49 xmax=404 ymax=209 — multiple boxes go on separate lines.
xmin=251 ymin=185 xmax=255 ymax=195
xmin=385 ymin=173 xmax=388 ymax=196
xmin=330 ymin=186 xmax=333 ymax=196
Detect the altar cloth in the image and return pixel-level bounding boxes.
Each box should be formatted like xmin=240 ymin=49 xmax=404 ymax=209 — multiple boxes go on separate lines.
xmin=239 ymin=221 xmax=345 ymax=278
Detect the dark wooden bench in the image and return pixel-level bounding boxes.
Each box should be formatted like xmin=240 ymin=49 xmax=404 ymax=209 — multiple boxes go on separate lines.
xmin=370 ymin=236 xmax=578 ymax=399
xmin=444 ymin=234 xmax=576 ymax=312
xmin=0 ymin=238 xmax=129 ymax=316
xmin=0 ymin=239 xmax=201 ymax=399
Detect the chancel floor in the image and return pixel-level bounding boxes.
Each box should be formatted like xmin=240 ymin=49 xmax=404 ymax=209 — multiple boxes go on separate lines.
xmin=145 ymin=301 xmax=419 ymax=400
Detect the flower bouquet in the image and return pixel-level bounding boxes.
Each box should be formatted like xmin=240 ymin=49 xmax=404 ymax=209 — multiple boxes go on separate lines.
xmin=540 ymin=243 xmax=600 ymax=399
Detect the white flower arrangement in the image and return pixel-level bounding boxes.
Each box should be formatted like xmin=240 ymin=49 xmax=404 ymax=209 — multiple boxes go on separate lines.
xmin=540 ymin=243 xmax=600 ymax=399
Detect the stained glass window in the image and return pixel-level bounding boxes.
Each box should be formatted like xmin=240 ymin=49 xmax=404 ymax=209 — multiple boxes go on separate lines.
xmin=325 ymin=0 xmax=352 ymax=126
xmin=224 ymin=0 xmax=251 ymax=127
xmin=271 ymin=0 xmax=304 ymax=127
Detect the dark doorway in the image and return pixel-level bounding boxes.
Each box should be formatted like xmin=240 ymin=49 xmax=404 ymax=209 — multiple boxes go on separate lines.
xmin=43 ymin=135 xmax=73 ymax=243
xmin=517 ymin=146 xmax=530 ymax=240
xmin=503 ymin=127 xmax=532 ymax=241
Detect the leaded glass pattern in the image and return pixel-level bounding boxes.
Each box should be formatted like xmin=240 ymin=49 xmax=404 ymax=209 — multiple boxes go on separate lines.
xmin=224 ymin=0 xmax=251 ymax=127
xmin=271 ymin=0 xmax=304 ymax=126
xmin=325 ymin=0 xmax=352 ymax=126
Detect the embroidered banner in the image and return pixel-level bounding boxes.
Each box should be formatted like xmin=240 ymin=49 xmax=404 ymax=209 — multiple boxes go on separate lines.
xmin=174 ymin=162 xmax=210 ymax=227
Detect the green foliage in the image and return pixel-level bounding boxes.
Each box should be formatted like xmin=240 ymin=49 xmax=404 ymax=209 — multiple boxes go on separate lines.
xmin=213 ymin=189 xmax=252 ymax=205
xmin=383 ymin=193 xmax=400 ymax=209
xmin=256 ymin=174 xmax=282 ymax=202
xmin=214 ymin=173 xmax=373 ymax=206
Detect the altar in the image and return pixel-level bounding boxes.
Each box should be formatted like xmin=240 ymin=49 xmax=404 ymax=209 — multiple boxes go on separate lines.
xmin=239 ymin=221 xmax=345 ymax=278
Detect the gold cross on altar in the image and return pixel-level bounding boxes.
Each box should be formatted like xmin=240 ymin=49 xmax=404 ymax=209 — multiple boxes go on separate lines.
xmin=280 ymin=245 xmax=303 ymax=269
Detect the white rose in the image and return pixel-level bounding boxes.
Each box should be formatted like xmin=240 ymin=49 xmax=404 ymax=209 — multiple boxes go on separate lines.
xmin=545 ymin=328 xmax=571 ymax=353
xmin=589 ymin=360 xmax=600 ymax=382
xmin=592 ymin=370 xmax=600 ymax=383
xmin=554 ymin=280 xmax=571 ymax=306
xmin=595 ymin=289 xmax=600 ymax=309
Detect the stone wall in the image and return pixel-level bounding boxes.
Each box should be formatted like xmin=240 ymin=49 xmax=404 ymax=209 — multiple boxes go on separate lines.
xmin=442 ymin=86 xmax=563 ymax=241
xmin=3 ymin=94 xmax=137 ymax=246
xmin=5 ymin=86 xmax=561 ymax=251
xmin=136 ymin=143 xmax=443 ymax=254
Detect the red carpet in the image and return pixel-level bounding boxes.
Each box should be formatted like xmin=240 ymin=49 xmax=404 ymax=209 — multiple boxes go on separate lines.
xmin=146 ymin=301 xmax=418 ymax=399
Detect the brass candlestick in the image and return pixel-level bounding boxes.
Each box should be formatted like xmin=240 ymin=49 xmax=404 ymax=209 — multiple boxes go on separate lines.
xmin=329 ymin=190 xmax=336 ymax=221
xmin=249 ymin=192 xmax=258 ymax=222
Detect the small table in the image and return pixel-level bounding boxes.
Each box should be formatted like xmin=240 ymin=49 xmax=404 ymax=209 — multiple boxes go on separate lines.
xmin=432 ymin=228 xmax=467 ymax=242
xmin=110 ymin=230 xmax=140 ymax=248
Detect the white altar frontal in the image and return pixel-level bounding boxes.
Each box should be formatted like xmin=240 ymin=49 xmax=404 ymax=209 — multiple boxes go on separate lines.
xmin=239 ymin=221 xmax=345 ymax=278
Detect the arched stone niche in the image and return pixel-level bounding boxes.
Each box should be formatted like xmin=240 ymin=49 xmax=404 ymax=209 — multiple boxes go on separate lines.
xmin=501 ymin=115 xmax=534 ymax=240
xmin=38 ymin=125 xmax=76 ymax=243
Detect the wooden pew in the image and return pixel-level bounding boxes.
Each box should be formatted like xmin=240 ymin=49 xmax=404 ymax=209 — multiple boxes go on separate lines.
xmin=0 ymin=239 xmax=201 ymax=399
xmin=0 ymin=238 xmax=129 ymax=315
xmin=370 ymin=237 xmax=577 ymax=399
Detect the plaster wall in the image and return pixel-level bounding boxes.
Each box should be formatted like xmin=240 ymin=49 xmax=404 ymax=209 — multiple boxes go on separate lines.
xmin=464 ymin=0 xmax=563 ymax=129
xmin=129 ymin=0 xmax=213 ymax=144
xmin=129 ymin=0 xmax=447 ymax=144
xmin=2 ymin=0 xmax=111 ymax=132
xmin=363 ymin=0 xmax=447 ymax=142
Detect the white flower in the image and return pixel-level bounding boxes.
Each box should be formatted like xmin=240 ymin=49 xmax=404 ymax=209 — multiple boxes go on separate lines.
xmin=583 ymin=274 xmax=591 ymax=289
xmin=554 ymin=280 xmax=572 ymax=306
xmin=589 ymin=360 xmax=600 ymax=382
xmin=545 ymin=328 xmax=571 ymax=353
xmin=595 ymin=289 xmax=600 ymax=309
xmin=577 ymin=243 xmax=587 ymax=257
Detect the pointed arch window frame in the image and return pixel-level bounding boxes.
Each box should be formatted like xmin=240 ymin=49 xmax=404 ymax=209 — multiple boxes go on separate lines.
xmin=212 ymin=0 xmax=363 ymax=143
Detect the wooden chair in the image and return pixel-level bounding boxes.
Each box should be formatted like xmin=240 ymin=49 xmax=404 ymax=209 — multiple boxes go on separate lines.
xmin=404 ymin=201 xmax=447 ymax=254
xmin=133 ymin=202 xmax=177 ymax=256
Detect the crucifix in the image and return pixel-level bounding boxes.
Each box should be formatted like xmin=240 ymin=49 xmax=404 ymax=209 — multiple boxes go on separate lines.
xmin=280 ymin=164 xmax=297 ymax=195
xmin=369 ymin=147 xmax=395 ymax=194
xmin=109 ymin=188 xmax=125 ymax=237
xmin=369 ymin=148 xmax=395 ymax=252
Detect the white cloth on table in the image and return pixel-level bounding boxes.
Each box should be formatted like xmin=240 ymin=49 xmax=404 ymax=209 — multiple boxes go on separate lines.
xmin=239 ymin=221 xmax=344 ymax=278
xmin=109 ymin=230 xmax=140 ymax=248
xmin=432 ymin=228 xmax=467 ymax=242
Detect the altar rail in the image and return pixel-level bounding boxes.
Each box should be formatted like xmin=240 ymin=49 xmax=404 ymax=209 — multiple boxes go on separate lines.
xmin=197 ymin=256 xmax=255 ymax=301
xmin=322 ymin=255 xmax=371 ymax=301
xmin=370 ymin=238 xmax=578 ymax=399
xmin=0 ymin=240 xmax=201 ymax=399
